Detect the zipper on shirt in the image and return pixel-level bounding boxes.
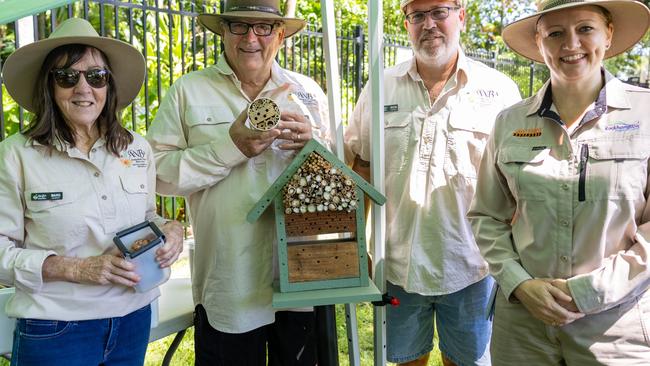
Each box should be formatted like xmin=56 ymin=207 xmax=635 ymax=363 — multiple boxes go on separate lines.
xmin=578 ymin=144 xmax=589 ymax=202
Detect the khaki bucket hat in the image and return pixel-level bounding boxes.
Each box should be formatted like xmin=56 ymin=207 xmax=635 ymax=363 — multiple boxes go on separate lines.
xmin=2 ymin=17 xmax=145 ymax=113
xmin=502 ymin=0 xmax=650 ymax=63
xmin=198 ymin=0 xmax=306 ymax=38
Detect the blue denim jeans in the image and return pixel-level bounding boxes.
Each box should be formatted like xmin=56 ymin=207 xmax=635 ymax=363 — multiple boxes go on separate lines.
xmin=386 ymin=277 xmax=494 ymax=366
xmin=11 ymin=304 xmax=151 ymax=366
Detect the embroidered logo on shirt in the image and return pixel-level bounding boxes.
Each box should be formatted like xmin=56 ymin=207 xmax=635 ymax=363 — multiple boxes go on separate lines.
xmin=475 ymin=89 xmax=499 ymax=98
xmin=31 ymin=192 xmax=63 ymax=201
xmin=513 ymin=128 xmax=542 ymax=137
xmin=121 ymin=149 xmax=147 ymax=168
xmin=605 ymin=122 xmax=640 ymax=132
xmin=289 ymin=91 xmax=317 ymax=107
xmin=120 ymin=158 xmax=132 ymax=167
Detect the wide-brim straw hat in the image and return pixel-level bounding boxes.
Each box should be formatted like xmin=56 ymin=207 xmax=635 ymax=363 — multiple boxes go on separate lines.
xmin=198 ymin=0 xmax=306 ymax=38
xmin=502 ymin=0 xmax=650 ymax=63
xmin=2 ymin=18 xmax=145 ymax=113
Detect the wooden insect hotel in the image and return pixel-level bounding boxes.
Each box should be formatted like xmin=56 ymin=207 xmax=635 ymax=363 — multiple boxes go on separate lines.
xmin=247 ymin=139 xmax=386 ymax=293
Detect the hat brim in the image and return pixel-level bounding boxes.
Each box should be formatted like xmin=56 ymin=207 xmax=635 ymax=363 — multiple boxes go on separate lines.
xmin=2 ymin=35 xmax=145 ymax=113
xmin=198 ymin=13 xmax=306 ymax=38
xmin=502 ymin=1 xmax=650 ymax=63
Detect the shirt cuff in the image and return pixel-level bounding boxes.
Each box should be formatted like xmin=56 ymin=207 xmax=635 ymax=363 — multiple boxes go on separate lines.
xmin=567 ymin=274 xmax=601 ymax=314
xmin=498 ymin=260 xmax=533 ymax=302
xmin=14 ymin=249 xmax=57 ymax=294
xmin=210 ymin=132 xmax=248 ymax=168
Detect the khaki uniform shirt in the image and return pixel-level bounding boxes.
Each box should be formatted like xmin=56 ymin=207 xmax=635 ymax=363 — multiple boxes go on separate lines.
xmin=146 ymin=55 xmax=329 ymax=333
xmin=469 ymin=72 xmax=650 ymax=314
xmin=0 ymin=132 xmax=161 ymax=320
xmin=345 ymin=51 xmax=521 ymax=295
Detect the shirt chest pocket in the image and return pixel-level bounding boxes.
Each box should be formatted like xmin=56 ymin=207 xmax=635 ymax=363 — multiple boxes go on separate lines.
xmin=24 ymin=185 xmax=84 ymax=251
xmin=586 ymin=139 xmax=649 ymax=201
xmin=385 ymin=112 xmax=413 ymax=172
xmin=498 ymin=146 xmax=554 ymax=201
xmin=447 ymin=116 xmax=493 ymax=179
xmin=119 ymin=174 xmax=148 ymax=224
xmin=185 ymin=106 xmax=234 ymax=147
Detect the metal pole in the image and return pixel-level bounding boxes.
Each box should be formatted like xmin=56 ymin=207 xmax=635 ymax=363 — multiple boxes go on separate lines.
xmin=320 ymin=0 xmax=344 ymax=159
xmin=368 ymin=1 xmax=387 ymax=365
xmin=318 ymin=2 xmax=356 ymax=365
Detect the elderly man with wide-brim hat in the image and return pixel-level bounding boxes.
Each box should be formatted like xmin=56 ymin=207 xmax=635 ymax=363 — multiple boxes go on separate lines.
xmin=146 ymin=0 xmax=329 ymax=364
xmin=0 ymin=17 xmax=184 ymax=365
xmin=468 ymin=0 xmax=650 ymax=365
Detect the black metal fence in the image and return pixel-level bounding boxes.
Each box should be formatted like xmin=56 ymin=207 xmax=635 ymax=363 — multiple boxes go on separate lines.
xmin=0 ymin=0 xmax=547 ymax=219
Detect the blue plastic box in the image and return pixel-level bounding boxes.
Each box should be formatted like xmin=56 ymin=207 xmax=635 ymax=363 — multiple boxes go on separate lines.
xmin=113 ymin=221 xmax=171 ymax=292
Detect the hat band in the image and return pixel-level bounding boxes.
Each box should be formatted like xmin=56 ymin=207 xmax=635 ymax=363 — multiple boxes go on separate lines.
xmin=227 ymin=5 xmax=282 ymax=16
xmin=540 ymin=0 xmax=588 ymax=11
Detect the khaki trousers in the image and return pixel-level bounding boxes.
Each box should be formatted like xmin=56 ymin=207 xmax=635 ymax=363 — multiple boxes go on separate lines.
xmin=490 ymin=290 xmax=650 ymax=365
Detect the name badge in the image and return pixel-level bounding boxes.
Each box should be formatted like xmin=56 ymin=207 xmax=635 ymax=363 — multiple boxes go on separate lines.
xmin=31 ymin=192 xmax=63 ymax=201
xmin=384 ymin=104 xmax=398 ymax=112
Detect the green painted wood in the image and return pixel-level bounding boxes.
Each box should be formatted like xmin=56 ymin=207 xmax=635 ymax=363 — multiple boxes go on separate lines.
xmin=246 ymin=139 xmax=386 ymax=223
xmin=246 ymin=142 xmax=316 ymax=223
xmin=283 ymin=276 xmax=363 ymax=292
xmin=0 ymin=0 xmax=75 ymax=25
xmin=272 ymin=281 xmax=382 ymax=308
xmin=274 ymin=196 xmax=291 ymax=292
xmin=355 ymin=186 xmax=369 ymax=287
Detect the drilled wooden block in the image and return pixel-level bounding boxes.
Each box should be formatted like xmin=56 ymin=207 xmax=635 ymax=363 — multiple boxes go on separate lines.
xmin=285 ymin=210 xmax=356 ymax=236
xmin=287 ymin=241 xmax=359 ymax=283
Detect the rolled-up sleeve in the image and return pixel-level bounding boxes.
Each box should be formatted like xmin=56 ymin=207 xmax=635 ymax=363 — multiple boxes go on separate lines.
xmin=468 ymin=117 xmax=531 ymax=301
xmin=146 ymin=81 xmax=248 ymax=197
xmin=0 ymin=144 xmax=55 ymax=292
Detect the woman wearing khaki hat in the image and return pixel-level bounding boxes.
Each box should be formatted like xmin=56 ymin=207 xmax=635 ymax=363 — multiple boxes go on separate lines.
xmin=468 ymin=0 xmax=650 ymax=364
xmin=0 ymin=18 xmax=183 ymax=365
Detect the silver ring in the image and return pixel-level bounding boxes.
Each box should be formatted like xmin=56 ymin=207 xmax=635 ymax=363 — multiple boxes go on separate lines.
xmin=296 ymin=133 xmax=300 ymax=141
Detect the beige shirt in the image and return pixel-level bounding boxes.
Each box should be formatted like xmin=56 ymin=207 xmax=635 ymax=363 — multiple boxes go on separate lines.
xmin=345 ymin=51 xmax=521 ymax=295
xmin=0 ymin=132 xmax=161 ymax=320
xmin=146 ymin=56 xmax=329 ymax=333
xmin=468 ymin=73 xmax=650 ymax=314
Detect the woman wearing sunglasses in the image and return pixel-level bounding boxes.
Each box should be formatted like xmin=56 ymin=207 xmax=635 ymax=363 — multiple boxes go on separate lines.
xmin=0 ymin=18 xmax=183 ymax=365
xmin=468 ymin=0 xmax=650 ymax=364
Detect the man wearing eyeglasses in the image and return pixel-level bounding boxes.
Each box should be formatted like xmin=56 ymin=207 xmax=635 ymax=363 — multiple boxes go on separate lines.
xmin=146 ymin=1 xmax=329 ymax=365
xmin=345 ymin=1 xmax=521 ymax=365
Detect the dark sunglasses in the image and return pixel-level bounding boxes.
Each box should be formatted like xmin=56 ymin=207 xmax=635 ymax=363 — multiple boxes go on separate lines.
xmin=50 ymin=68 xmax=111 ymax=89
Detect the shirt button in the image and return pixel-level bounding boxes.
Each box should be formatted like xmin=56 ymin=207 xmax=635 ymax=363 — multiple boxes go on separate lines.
xmin=94 ymin=172 xmax=100 ymax=177
xmin=101 ymin=195 xmax=107 ymax=200
xmin=561 ymin=255 xmax=570 ymax=262
xmin=561 ymin=183 xmax=569 ymax=190
xmin=207 ymin=117 xmax=212 ymax=121
xmin=140 ymin=184 xmax=145 ymax=189
xmin=91 ymin=148 xmax=97 ymax=153
xmin=560 ymin=220 xmax=569 ymax=227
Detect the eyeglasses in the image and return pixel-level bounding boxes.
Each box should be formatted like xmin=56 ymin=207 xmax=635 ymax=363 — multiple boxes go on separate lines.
xmin=405 ymin=6 xmax=460 ymax=24
xmin=50 ymin=68 xmax=110 ymax=89
xmin=226 ymin=21 xmax=280 ymax=36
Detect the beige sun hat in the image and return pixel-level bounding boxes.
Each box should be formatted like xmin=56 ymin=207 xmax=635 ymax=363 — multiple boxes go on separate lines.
xmin=502 ymin=0 xmax=650 ymax=63
xmin=2 ymin=17 xmax=145 ymax=113
xmin=198 ymin=0 xmax=306 ymax=38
